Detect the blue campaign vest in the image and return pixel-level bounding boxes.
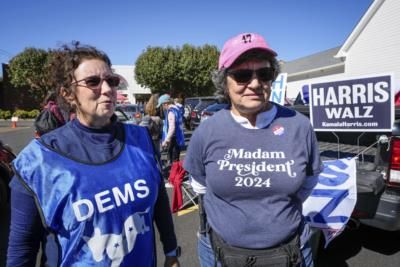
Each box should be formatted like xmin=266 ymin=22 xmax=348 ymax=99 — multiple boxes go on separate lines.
xmin=13 ymin=124 xmax=161 ymax=267
xmin=162 ymin=106 xmax=185 ymax=147
xmin=176 ymin=104 xmax=184 ymax=119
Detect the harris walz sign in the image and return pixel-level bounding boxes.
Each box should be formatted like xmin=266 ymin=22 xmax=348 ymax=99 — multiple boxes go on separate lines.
xmin=309 ymin=74 xmax=394 ymax=132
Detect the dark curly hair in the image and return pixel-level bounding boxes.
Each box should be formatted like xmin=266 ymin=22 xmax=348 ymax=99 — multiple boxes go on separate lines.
xmin=46 ymin=41 xmax=112 ymax=112
xmin=212 ymin=49 xmax=281 ymax=105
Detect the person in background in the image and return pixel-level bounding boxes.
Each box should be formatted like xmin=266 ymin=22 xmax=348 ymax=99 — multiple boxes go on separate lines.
xmin=184 ymin=32 xmax=323 ymax=267
xmin=7 ymin=42 xmax=180 ymax=267
xmin=34 ymin=90 xmax=67 ymax=137
xmin=158 ymin=94 xmax=185 ymax=165
xmin=140 ymin=93 xmax=163 ymax=156
xmin=174 ymin=97 xmax=184 ymax=120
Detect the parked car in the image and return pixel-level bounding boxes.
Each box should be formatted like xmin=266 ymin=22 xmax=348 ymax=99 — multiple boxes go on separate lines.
xmin=183 ymin=96 xmax=215 ymax=129
xmin=200 ymin=103 xmax=229 ymax=123
xmin=115 ymin=107 xmax=140 ymax=125
xmin=0 ymin=141 xmax=16 ymax=208
xmin=188 ymin=97 xmax=219 ymax=130
xmin=184 ymin=97 xmax=200 ymax=129
xmin=116 ymin=104 xmax=142 ymax=123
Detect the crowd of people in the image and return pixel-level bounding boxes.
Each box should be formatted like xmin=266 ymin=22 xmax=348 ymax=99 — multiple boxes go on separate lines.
xmin=7 ymin=32 xmax=322 ymax=267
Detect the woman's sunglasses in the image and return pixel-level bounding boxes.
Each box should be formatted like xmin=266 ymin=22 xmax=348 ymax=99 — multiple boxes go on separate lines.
xmin=71 ymin=75 xmax=120 ymax=90
xmin=227 ymin=67 xmax=275 ymax=84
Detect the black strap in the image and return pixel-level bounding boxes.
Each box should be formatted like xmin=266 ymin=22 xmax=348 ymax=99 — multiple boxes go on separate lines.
xmin=198 ymin=194 xmax=208 ymax=235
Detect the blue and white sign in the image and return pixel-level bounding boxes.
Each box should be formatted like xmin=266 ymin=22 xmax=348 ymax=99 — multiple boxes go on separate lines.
xmin=301 ymin=85 xmax=310 ymax=105
xmin=303 ymin=157 xmax=357 ymax=248
xmin=270 ymin=73 xmax=287 ymax=105
xmin=309 ymin=74 xmax=394 ymax=132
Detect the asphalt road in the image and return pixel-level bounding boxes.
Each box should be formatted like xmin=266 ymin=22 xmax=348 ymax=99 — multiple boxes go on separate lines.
xmin=316 ymin=223 xmax=400 ymax=267
xmin=0 ymin=120 xmax=36 ymax=154
xmin=1 ymin=121 xmax=400 ymax=267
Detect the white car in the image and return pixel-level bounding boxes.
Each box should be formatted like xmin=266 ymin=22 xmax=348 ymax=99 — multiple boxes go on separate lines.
xmin=116 ymin=104 xmax=142 ymax=123
xmin=115 ymin=108 xmax=140 ymax=125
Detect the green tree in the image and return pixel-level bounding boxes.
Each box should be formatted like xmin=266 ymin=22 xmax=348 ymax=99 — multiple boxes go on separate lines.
xmin=135 ymin=44 xmax=219 ymax=97
xmin=135 ymin=46 xmax=179 ymax=95
xmin=7 ymin=47 xmax=53 ymax=102
xmin=194 ymin=44 xmax=219 ymax=96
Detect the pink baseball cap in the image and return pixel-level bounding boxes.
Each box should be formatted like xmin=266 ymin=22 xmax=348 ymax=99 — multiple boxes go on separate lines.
xmin=218 ymin=32 xmax=277 ymax=70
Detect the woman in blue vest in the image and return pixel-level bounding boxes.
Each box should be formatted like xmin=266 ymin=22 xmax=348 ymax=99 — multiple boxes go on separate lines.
xmin=184 ymin=33 xmax=323 ymax=267
xmin=7 ymin=42 xmax=180 ymax=267
xmin=158 ymin=94 xmax=185 ymax=166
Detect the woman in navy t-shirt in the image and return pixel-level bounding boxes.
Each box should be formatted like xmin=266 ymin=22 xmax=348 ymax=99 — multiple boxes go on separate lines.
xmin=184 ymin=32 xmax=323 ymax=267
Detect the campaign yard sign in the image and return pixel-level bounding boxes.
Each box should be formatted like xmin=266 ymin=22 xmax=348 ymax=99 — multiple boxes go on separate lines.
xmin=309 ymin=74 xmax=394 ymax=132
xmin=270 ymin=73 xmax=287 ymax=106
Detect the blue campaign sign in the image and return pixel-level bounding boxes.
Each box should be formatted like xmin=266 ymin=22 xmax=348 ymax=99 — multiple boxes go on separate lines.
xmin=270 ymin=73 xmax=287 ymax=105
xmin=309 ymin=74 xmax=394 ymax=132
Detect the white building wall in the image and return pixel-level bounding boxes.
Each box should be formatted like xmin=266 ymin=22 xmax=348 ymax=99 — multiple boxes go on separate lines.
xmin=345 ymin=0 xmax=400 ymax=81
xmin=112 ymin=65 xmax=151 ymax=104
xmin=286 ymin=73 xmax=345 ymax=100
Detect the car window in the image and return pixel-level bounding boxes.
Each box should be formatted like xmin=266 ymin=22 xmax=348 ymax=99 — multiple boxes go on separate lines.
xmin=196 ymin=99 xmax=217 ymax=110
xmin=206 ymin=103 xmax=228 ymax=112
xmin=117 ymin=105 xmax=139 ymax=112
xmin=115 ymin=110 xmax=128 ymax=122
xmin=185 ymin=99 xmax=200 ymax=109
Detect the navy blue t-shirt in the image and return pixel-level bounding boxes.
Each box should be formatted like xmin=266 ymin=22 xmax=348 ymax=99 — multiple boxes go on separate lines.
xmin=184 ymin=105 xmax=323 ymax=249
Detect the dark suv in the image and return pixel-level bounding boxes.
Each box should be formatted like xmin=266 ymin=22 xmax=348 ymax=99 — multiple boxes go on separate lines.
xmin=185 ymin=96 xmax=218 ymax=130
xmin=183 ymin=97 xmax=200 ymax=129
xmin=183 ymin=96 xmax=215 ymax=129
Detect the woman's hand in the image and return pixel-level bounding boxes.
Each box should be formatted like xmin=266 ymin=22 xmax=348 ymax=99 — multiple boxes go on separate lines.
xmin=161 ymin=140 xmax=171 ymax=150
xmin=164 ymin=256 xmax=180 ymax=267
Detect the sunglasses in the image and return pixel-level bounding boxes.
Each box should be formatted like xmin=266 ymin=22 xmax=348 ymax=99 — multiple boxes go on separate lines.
xmin=227 ymin=67 xmax=275 ymax=84
xmin=72 ymin=75 xmax=120 ymax=90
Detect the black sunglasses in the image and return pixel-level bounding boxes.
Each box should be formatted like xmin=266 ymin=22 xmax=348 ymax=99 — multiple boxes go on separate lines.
xmin=72 ymin=75 xmax=120 ymax=90
xmin=227 ymin=67 xmax=275 ymax=84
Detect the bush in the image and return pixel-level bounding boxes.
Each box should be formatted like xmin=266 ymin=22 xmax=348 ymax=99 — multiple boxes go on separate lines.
xmin=29 ymin=109 xmax=40 ymax=118
xmin=0 ymin=110 xmax=12 ymax=120
xmin=7 ymin=109 xmax=40 ymax=119
xmin=12 ymin=109 xmax=29 ymax=118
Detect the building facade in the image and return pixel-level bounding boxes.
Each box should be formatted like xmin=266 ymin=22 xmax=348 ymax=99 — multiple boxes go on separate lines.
xmin=111 ymin=65 xmax=151 ymax=104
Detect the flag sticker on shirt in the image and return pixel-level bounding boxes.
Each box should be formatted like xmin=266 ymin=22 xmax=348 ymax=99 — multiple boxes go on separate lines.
xmin=272 ymin=125 xmax=284 ymax=135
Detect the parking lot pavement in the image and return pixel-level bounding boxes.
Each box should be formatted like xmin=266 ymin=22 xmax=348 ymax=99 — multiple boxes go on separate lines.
xmin=0 ymin=120 xmax=34 ymax=134
xmin=155 ymin=186 xmax=200 ymax=267
xmin=0 ymin=127 xmax=30 ymax=134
